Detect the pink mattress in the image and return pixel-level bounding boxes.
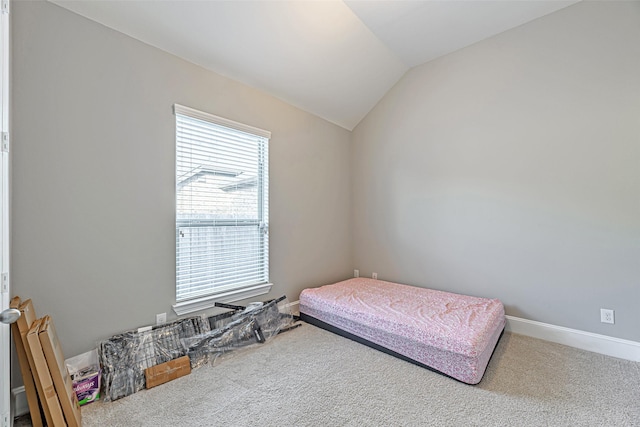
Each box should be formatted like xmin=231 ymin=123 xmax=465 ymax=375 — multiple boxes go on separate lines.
xmin=299 ymin=278 xmax=505 ymax=384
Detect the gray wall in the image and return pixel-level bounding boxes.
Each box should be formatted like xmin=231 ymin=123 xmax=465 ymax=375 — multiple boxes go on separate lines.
xmin=351 ymin=1 xmax=640 ymax=341
xmin=11 ymin=0 xmax=352 ymax=376
xmin=11 ymin=0 xmax=640 ymax=393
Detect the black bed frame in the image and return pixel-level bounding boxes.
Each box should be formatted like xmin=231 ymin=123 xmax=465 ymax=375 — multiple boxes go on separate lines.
xmin=300 ymin=312 xmax=504 ymax=385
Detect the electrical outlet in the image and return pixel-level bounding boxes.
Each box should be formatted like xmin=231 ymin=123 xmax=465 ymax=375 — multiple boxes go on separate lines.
xmin=354 ymin=269 xmax=359 ymax=278
xmin=372 ymin=272 xmax=378 ymax=280
xmin=600 ymin=308 xmax=614 ymax=324
xmin=156 ymin=312 xmax=167 ymax=325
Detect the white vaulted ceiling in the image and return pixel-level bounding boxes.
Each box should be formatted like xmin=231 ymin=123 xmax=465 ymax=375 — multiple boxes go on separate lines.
xmin=50 ymin=0 xmax=579 ymax=130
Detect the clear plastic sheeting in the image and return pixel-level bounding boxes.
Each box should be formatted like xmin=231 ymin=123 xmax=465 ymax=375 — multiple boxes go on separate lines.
xmin=99 ymin=316 xmax=210 ymax=401
xmin=183 ymin=297 xmax=294 ymax=369
xmin=98 ymin=296 xmax=295 ymax=401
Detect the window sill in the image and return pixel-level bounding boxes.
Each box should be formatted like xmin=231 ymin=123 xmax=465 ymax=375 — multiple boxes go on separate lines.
xmin=172 ymin=282 xmax=273 ymax=316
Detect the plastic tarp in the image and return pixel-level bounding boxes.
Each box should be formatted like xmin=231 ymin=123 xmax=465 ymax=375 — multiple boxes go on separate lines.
xmin=98 ymin=297 xmax=294 ymax=401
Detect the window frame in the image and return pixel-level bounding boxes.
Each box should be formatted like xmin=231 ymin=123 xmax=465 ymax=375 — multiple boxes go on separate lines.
xmin=172 ymin=104 xmax=271 ymax=316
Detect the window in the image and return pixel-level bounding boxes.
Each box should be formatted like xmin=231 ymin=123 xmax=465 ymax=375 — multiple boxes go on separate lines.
xmin=173 ymin=104 xmax=270 ymax=315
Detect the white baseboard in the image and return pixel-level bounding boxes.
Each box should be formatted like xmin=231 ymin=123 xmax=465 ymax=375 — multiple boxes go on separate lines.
xmin=506 ymin=315 xmax=640 ymax=362
xmin=294 ymin=300 xmax=639 ymax=362
xmin=12 ymin=308 xmax=635 ymax=419
xmin=12 ymin=386 xmax=28 ymax=417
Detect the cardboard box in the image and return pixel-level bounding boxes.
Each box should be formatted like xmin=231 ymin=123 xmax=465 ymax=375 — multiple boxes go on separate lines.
xmin=145 ymin=356 xmax=191 ymax=389
xmin=10 ymin=297 xmax=44 ymax=427
xmin=38 ymin=315 xmax=82 ymax=427
xmin=26 ymin=318 xmax=66 ymax=427
xmin=14 ymin=299 xmax=51 ymax=427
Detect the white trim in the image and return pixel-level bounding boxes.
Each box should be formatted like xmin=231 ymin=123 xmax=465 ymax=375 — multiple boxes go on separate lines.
xmin=294 ymin=305 xmax=638 ymax=362
xmin=505 ymin=315 xmax=640 ymax=362
xmin=0 ymin=1 xmax=9 ymax=425
xmin=11 ymin=387 xmax=27 ymax=418
xmin=172 ymin=282 xmax=273 ymax=316
xmin=173 ymin=104 xmax=271 ymax=139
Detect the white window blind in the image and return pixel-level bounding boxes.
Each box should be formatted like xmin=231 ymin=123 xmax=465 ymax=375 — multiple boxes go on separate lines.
xmin=174 ymin=104 xmax=270 ymax=304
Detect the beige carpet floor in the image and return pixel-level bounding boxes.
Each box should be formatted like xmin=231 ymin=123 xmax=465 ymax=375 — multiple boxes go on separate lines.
xmin=66 ymin=324 xmax=640 ymax=425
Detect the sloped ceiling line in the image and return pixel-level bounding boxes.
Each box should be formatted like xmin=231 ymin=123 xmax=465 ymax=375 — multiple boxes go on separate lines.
xmin=50 ymin=0 xmax=579 ymax=130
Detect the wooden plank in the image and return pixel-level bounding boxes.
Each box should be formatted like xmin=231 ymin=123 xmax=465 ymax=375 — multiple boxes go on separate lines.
xmin=10 ymin=297 xmax=43 ymax=427
xmin=38 ymin=316 xmax=82 ymax=427
xmin=14 ymin=299 xmax=51 ymax=427
xmin=26 ymin=318 xmax=66 ymax=427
